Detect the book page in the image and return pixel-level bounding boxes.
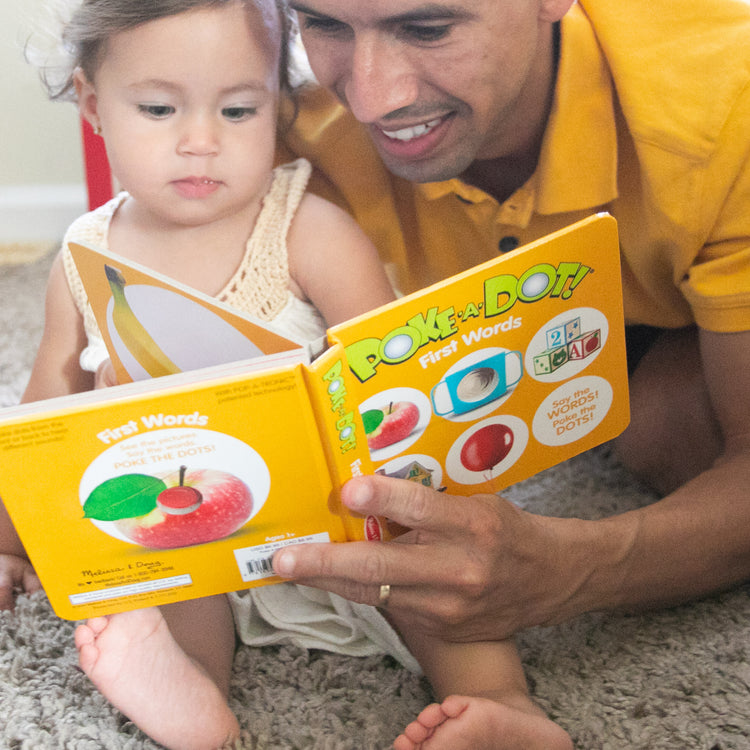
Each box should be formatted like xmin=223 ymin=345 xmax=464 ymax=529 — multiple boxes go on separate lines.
xmin=69 ymin=241 xmax=307 ymax=383
xmin=326 ymin=215 xmax=629 ymax=495
xmin=0 ymin=364 xmax=347 ymax=619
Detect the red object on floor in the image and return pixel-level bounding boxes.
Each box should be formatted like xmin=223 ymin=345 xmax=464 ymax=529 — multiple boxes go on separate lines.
xmin=81 ymin=118 xmax=113 ymax=210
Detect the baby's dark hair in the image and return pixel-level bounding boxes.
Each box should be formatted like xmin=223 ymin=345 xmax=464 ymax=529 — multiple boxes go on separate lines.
xmin=39 ymin=0 xmax=295 ymax=101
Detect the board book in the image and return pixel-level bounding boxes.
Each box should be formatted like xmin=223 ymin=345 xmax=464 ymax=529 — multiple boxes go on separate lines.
xmin=0 ymin=213 xmax=630 ymax=620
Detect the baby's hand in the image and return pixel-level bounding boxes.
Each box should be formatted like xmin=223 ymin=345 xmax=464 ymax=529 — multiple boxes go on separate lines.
xmin=0 ymin=553 xmax=41 ymax=610
xmin=94 ymin=359 xmax=118 ymax=389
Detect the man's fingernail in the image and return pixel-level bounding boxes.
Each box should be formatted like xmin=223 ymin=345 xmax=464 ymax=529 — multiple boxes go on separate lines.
xmin=273 ymin=549 xmax=295 ymax=577
xmin=344 ymin=479 xmax=373 ymax=511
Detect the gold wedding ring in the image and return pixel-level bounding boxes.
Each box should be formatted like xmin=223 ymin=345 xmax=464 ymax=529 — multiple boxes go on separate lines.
xmin=377 ymin=584 xmax=392 ymax=608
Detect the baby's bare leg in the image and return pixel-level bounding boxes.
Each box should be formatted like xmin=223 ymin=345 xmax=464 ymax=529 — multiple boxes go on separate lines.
xmin=0 ymin=496 xmax=27 ymax=559
xmin=0 ymin=496 xmax=41 ymax=610
xmin=392 ymin=615 xmax=572 ymax=750
xmin=75 ymin=595 xmax=238 ymax=750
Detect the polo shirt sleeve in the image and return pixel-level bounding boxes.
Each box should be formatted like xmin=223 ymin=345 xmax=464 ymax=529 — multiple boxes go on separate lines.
xmin=680 ymin=83 xmax=750 ymax=333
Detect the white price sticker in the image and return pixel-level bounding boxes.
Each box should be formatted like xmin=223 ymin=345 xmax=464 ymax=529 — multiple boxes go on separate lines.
xmin=233 ymin=532 xmax=331 ymax=582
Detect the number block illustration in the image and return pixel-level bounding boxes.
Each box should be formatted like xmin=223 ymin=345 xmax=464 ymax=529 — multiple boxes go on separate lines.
xmin=545 ymin=316 xmax=582 ymax=351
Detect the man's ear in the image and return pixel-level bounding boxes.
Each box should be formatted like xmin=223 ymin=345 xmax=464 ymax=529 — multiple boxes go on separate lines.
xmin=74 ymin=67 xmax=100 ymax=131
xmin=539 ymin=0 xmax=575 ymax=23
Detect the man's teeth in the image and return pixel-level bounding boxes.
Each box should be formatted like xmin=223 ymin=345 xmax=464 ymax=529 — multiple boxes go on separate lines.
xmin=382 ymin=118 xmax=442 ymax=142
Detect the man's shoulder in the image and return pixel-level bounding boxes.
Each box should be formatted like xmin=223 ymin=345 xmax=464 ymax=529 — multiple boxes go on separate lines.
xmin=580 ymin=0 xmax=750 ymax=155
xmin=278 ymin=86 xmax=401 ymax=206
xmin=282 ymin=86 xmax=373 ymax=157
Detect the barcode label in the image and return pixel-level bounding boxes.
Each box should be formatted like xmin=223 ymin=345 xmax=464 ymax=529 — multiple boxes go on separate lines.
xmin=233 ymin=532 xmax=331 ymax=582
xmin=246 ymin=556 xmax=274 ymax=577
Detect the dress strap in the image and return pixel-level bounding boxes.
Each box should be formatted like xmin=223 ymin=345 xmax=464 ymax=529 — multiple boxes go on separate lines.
xmin=218 ymin=158 xmax=312 ymax=321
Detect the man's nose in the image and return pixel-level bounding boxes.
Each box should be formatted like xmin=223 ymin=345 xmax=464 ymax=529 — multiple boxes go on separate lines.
xmin=343 ymin=35 xmax=418 ymax=123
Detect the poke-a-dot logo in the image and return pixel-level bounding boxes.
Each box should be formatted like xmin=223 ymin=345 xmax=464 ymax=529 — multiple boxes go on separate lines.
xmin=365 ymin=515 xmax=383 ymax=541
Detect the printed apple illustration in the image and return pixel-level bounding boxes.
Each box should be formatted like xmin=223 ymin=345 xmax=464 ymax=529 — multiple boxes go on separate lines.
xmin=585 ymin=330 xmax=601 ymax=353
xmin=111 ymin=467 xmax=253 ymax=549
xmin=460 ymin=423 xmax=514 ymax=472
xmin=363 ymin=401 xmax=420 ymax=451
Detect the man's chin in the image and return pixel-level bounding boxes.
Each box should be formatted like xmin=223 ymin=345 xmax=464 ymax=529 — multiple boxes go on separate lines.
xmin=375 ymin=150 xmax=470 ymax=185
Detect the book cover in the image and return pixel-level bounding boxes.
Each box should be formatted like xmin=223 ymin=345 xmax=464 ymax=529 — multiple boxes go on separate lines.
xmin=0 ymin=213 xmax=629 ymax=620
xmin=327 ymin=212 xmax=629 ymax=495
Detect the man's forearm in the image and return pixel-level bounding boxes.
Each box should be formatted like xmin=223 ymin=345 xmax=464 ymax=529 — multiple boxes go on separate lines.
xmin=554 ymin=453 xmax=750 ymax=623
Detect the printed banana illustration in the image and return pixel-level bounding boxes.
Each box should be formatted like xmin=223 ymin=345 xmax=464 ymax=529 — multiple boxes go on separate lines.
xmin=105 ymin=265 xmax=181 ymax=378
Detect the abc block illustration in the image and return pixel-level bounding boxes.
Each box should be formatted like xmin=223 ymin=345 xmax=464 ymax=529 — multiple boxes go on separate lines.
xmin=534 ymin=326 xmax=601 ymax=375
xmin=533 ymin=346 xmax=569 ymax=375
xmin=568 ymin=329 xmax=601 ymax=360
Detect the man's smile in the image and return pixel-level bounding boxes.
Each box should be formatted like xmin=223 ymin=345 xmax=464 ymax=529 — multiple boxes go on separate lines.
xmin=380 ymin=116 xmax=444 ymax=142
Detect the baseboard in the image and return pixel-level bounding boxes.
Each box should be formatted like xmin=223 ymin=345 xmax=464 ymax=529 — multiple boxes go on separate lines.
xmin=0 ymin=184 xmax=87 ymax=261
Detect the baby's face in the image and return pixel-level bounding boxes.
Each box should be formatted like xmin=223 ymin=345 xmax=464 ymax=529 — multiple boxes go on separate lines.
xmin=77 ymin=1 xmax=281 ymax=230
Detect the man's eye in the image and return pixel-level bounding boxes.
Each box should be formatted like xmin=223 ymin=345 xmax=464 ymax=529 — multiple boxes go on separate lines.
xmin=222 ymin=106 xmax=257 ymax=122
xmin=401 ymin=23 xmax=452 ymax=43
xmin=138 ymin=104 xmax=175 ymax=119
xmin=299 ymin=14 xmax=348 ymax=36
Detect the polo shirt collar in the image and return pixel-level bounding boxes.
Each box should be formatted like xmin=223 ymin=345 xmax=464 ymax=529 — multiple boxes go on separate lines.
xmin=418 ymin=4 xmax=619 ymax=222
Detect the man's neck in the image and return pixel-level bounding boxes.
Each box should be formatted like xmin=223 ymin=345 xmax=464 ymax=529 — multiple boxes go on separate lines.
xmin=461 ymin=21 xmax=561 ymax=204
xmin=460 ymin=150 xmax=541 ymax=205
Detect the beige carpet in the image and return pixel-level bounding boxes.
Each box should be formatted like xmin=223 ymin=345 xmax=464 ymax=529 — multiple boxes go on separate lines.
xmin=1 ymin=250 xmax=749 ymax=749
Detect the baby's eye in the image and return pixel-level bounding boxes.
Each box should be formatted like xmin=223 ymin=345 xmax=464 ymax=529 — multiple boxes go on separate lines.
xmin=138 ymin=104 xmax=175 ymax=119
xmin=222 ymin=106 xmax=257 ymax=122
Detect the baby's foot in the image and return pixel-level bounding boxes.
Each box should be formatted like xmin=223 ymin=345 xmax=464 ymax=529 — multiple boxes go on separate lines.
xmin=393 ymin=695 xmax=573 ymax=750
xmin=75 ymin=608 xmax=238 ymax=750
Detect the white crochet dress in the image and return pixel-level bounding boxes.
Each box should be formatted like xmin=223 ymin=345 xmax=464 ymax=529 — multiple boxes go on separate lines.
xmin=61 ymin=158 xmax=419 ymax=672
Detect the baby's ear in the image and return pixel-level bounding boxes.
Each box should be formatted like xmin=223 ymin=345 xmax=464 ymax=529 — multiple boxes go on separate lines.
xmin=73 ymin=67 xmax=100 ymax=130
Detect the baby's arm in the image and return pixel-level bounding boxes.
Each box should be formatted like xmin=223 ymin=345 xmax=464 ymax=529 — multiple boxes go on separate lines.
xmin=287 ymin=192 xmax=396 ymax=325
xmin=0 ymin=252 xmax=93 ymax=609
xmin=22 ymin=252 xmax=94 ymax=402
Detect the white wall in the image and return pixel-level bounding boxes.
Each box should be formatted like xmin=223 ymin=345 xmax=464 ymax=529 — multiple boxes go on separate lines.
xmin=0 ymin=0 xmax=87 ymax=243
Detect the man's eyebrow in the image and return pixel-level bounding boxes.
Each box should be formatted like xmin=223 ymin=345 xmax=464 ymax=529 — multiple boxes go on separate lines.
xmin=290 ymin=3 xmax=472 ymax=23
xmin=388 ymin=4 xmax=473 ymax=23
xmin=289 ymin=3 xmax=324 ymax=16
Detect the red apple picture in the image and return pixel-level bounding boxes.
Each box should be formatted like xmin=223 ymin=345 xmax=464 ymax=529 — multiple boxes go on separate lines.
xmin=363 ymin=401 xmax=420 ymax=451
xmin=460 ymin=423 xmax=514 ymax=472
xmin=112 ymin=467 xmax=253 ymax=549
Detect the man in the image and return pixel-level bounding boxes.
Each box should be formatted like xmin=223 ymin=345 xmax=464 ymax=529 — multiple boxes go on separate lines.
xmin=274 ymin=0 xmax=750 ymax=656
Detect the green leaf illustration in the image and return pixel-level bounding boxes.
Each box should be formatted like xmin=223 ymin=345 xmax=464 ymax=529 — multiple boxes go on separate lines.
xmin=361 ymin=409 xmax=384 ymax=435
xmin=83 ymin=474 xmax=166 ymax=521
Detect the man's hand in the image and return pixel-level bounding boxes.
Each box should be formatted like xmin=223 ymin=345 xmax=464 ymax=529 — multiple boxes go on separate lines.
xmin=273 ymin=474 xmax=607 ymax=642
xmin=0 ymin=554 xmax=41 ymax=611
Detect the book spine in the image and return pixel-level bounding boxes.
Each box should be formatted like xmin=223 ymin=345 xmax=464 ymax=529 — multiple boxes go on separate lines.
xmin=303 ymin=345 xmax=387 ymax=542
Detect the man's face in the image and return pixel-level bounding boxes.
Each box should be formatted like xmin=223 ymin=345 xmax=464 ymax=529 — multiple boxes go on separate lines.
xmin=292 ymin=0 xmax=568 ymax=183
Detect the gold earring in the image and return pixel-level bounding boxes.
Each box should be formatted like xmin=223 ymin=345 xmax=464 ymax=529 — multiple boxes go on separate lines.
xmin=93 ymin=124 xmax=102 ymax=136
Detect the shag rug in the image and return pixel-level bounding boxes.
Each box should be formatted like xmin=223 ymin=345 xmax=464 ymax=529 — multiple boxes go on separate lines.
xmin=1 ymin=251 xmax=749 ymax=749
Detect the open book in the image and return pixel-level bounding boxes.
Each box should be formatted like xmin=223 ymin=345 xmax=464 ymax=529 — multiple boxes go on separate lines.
xmin=0 ymin=213 xmax=629 ymax=619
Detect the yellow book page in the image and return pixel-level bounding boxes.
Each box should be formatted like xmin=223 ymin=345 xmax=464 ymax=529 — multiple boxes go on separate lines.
xmin=0 ymin=364 xmax=346 ymax=620
xmin=328 ymin=214 xmax=630 ymax=495
xmin=68 ymin=241 xmax=306 ymax=384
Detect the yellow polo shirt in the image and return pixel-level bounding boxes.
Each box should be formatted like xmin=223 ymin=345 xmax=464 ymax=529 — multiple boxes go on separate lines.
xmin=279 ymin=0 xmax=750 ymax=332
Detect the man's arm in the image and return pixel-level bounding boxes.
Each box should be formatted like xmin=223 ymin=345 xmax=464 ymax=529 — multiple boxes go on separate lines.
xmin=273 ymin=328 xmax=750 ymax=641
xmin=606 ymin=328 xmax=750 ymax=610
